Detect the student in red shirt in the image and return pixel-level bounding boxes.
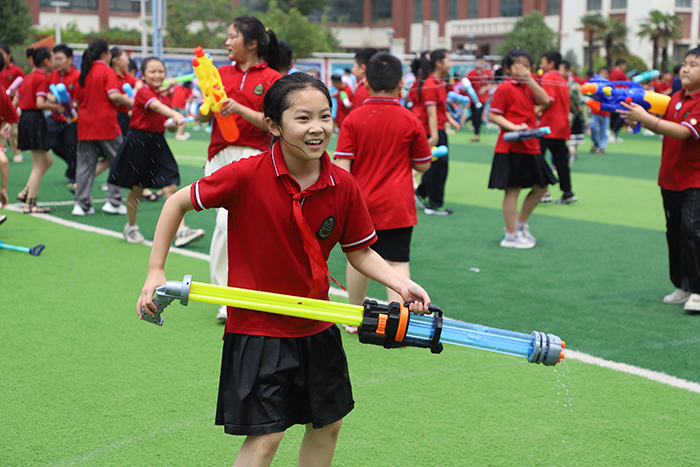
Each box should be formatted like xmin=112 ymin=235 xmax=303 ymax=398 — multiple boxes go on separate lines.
xmin=619 ymin=48 xmax=700 ymax=312
xmin=0 ymin=54 xmax=19 ymax=209
xmin=414 ymin=49 xmax=461 ymax=215
xmin=138 ymin=72 xmax=431 ymax=467
xmin=609 ymin=58 xmax=629 ymax=140
xmin=0 ymin=45 xmax=25 ymax=162
xmin=13 ymin=47 xmax=65 ymax=213
xmin=488 ymin=48 xmax=556 ymax=249
xmin=108 ymin=57 xmax=204 ymax=247
xmin=110 ymin=47 xmax=140 ymax=136
xmin=589 ymin=66 xmax=611 ymax=155
xmin=538 ymin=51 xmax=576 ymax=204
xmin=72 ymin=39 xmax=133 ymax=216
xmin=653 ymin=70 xmax=673 ymax=96
xmin=350 ymin=47 xmax=378 ymax=109
xmin=47 ymin=44 xmax=81 ymax=191
xmin=198 ymin=15 xmax=282 ymax=321
xmin=334 ymin=52 xmax=432 ymax=332
xmin=330 ymin=74 xmax=352 ymax=130
xmin=170 ymin=81 xmax=193 ymax=141
xmin=467 ymin=54 xmax=494 ymax=142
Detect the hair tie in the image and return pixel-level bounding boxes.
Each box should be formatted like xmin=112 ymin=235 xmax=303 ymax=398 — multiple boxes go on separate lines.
xmin=265 ymin=27 xmax=270 ymax=33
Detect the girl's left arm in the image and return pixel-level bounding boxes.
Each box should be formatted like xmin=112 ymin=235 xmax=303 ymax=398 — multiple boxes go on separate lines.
xmin=36 ymin=95 xmax=63 ymax=113
xmin=219 ymin=97 xmax=267 ymax=130
xmin=346 ymin=247 xmax=431 ymax=313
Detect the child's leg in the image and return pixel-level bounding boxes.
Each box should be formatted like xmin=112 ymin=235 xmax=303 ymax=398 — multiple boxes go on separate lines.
xmin=503 ymin=188 xmax=521 ymax=231
xmin=518 ymin=184 xmax=548 ymax=222
xmin=298 ymin=420 xmax=342 ymax=467
xmin=125 ymin=186 xmax=142 ymax=226
xmin=345 ymin=262 xmax=370 ymax=306
xmin=25 ymin=149 xmax=53 ymax=202
xmin=385 ymin=261 xmax=409 ymax=303
xmin=234 ymin=432 xmax=285 ymax=467
xmin=95 ymin=157 xmax=110 ymax=177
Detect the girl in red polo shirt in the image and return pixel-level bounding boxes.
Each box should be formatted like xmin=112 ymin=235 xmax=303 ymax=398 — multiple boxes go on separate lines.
xmin=0 ymin=52 xmax=19 ymax=209
xmin=13 ymin=47 xmax=65 ymax=213
xmin=0 ymin=45 xmax=25 ymax=163
xmin=488 ymin=48 xmax=556 ymax=249
xmin=200 ymin=14 xmax=282 ymax=320
xmin=108 ymin=57 xmax=204 ymax=247
xmin=138 ymin=72 xmax=431 ymax=467
xmin=110 ymin=47 xmax=140 ymax=136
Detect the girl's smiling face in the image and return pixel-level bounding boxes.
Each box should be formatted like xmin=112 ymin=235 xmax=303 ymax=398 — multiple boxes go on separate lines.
xmin=143 ymin=59 xmax=166 ymax=89
xmin=269 ymin=88 xmax=334 ymax=165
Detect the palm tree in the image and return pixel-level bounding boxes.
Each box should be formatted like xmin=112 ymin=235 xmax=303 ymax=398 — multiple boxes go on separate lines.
xmin=597 ymin=18 xmax=628 ymax=68
xmin=658 ymin=13 xmax=683 ymax=71
xmin=638 ymin=10 xmax=683 ymax=70
xmin=579 ymin=14 xmax=606 ymax=72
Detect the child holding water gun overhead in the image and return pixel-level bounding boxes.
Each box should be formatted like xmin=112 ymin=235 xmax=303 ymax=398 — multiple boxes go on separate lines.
xmin=488 ymin=48 xmax=557 ymax=249
xmin=138 ymin=72 xmax=431 ymax=467
xmin=199 ymin=15 xmax=282 ymax=321
xmin=618 ymin=47 xmax=700 ymax=312
xmin=108 ymin=57 xmax=204 ymax=247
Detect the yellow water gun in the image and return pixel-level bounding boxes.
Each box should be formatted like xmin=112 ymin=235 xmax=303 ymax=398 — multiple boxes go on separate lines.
xmin=192 ymin=46 xmax=239 ymax=142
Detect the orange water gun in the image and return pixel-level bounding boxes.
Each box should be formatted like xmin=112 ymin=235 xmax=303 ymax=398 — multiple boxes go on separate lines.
xmin=192 ymin=46 xmax=239 ymax=143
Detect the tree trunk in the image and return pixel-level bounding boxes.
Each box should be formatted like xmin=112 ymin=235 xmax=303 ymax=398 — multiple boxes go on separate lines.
xmin=661 ymin=43 xmax=668 ymax=72
xmin=652 ymin=37 xmax=659 ymax=70
xmin=605 ymin=39 xmax=612 ymax=68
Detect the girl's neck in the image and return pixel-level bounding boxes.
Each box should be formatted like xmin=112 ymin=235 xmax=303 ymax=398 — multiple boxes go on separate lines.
xmin=281 ymin=147 xmax=322 ymax=192
xmin=432 ymin=69 xmax=445 ymax=79
xmin=114 ymin=68 xmax=124 ymax=78
xmin=236 ymin=53 xmax=262 ymax=72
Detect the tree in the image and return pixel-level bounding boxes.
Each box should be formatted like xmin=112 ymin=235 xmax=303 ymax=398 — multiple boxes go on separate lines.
xmin=638 ymin=10 xmax=682 ymax=71
xmin=261 ymin=1 xmax=339 ymax=58
xmin=166 ymin=0 xmax=242 ymax=49
xmin=578 ymin=14 xmax=605 ymax=72
xmin=597 ymin=18 xmax=628 ymax=68
xmin=269 ymin=0 xmax=329 ymax=16
xmin=0 ymin=0 xmax=33 ymax=46
xmin=497 ymin=11 xmax=558 ymax=66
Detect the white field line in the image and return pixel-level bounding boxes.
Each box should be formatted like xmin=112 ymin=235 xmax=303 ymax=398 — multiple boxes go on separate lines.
xmin=10 ymin=207 xmax=700 ymax=395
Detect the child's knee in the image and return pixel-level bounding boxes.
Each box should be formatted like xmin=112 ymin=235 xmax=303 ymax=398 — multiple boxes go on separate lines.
xmin=248 ymin=431 xmax=285 ymax=456
xmin=311 ymin=419 xmax=343 ymax=441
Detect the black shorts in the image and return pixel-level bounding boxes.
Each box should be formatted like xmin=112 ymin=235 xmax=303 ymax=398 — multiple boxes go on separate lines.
xmin=370 ymin=226 xmax=413 ymax=263
xmin=17 ymin=110 xmax=50 ymax=151
xmin=215 ymin=325 xmax=354 ymax=436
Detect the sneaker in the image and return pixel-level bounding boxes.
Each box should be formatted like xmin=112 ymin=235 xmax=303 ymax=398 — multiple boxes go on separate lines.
xmin=99 ymin=183 xmax=108 ymax=191
xmin=516 ymin=219 xmax=536 ymax=244
xmin=499 ymin=230 xmax=535 ymax=249
xmin=216 ymin=305 xmax=227 ymax=321
xmin=414 ymin=192 xmax=430 ymax=210
xmin=663 ymin=288 xmax=690 ymax=304
xmin=683 ymin=293 xmax=700 ymax=312
xmin=590 ymin=145 xmax=597 ymax=153
xmin=123 ymin=223 xmax=145 ymax=243
xmin=71 ymin=204 xmax=95 ymax=216
xmin=13 ymin=154 xmax=22 ymax=163
xmin=174 ymin=226 xmax=205 ymax=247
xmin=342 ymin=324 xmax=358 ymax=334
xmin=540 ymin=191 xmax=553 ymax=203
xmin=0 ymin=214 xmax=6 ymax=226
xmin=102 ymin=202 xmax=127 ymax=215
xmin=424 ymin=206 xmax=453 ymax=216
xmin=556 ymin=193 xmax=578 ymax=205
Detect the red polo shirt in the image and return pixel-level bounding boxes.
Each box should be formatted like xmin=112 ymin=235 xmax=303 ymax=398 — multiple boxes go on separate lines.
xmin=539 ymin=70 xmax=571 ymax=140
xmin=653 ymin=80 xmax=672 ymax=95
xmin=417 ymin=74 xmax=447 ymax=135
xmin=659 ymin=90 xmax=700 ymax=191
xmin=171 ymin=84 xmax=192 ymax=109
xmin=334 ymin=97 xmax=432 ymax=231
xmin=490 ymin=78 xmax=540 ymax=154
xmin=0 ymin=63 xmax=25 ymax=94
xmin=352 ymin=77 xmax=369 ymax=108
xmin=467 ymin=67 xmax=494 ymax=103
xmin=16 ymin=68 xmax=49 ymax=111
xmin=207 ymin=62 xmax=281 ymax=160
xmin=609 ymin=68 xmax=629 ymax=84
xmin=48 ymin=66 xmax=80 ymax=122
xmin=129 ymin=83 xmax=167 ymax=133
xmin=334 ymin=83 xmax=353 ymax=127
xmin=73 ymin=60 xmax=122 ymax=141
xmin=191 ymin=140 xmax=377 ymax=338
xmin=0 ymin=86 xmax=18 ymax=124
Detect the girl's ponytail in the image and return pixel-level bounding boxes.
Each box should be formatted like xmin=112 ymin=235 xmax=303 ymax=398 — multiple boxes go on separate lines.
xmin=263 ymin=28 xmax=280 ymax=73
xmin=79 ymin=39 xmax=109 ymax=87
xmin=231 ymin=15 xmax=280 ymax=70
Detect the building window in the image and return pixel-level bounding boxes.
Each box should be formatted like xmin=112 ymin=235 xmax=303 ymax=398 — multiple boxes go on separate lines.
xmin=432 ymin=0 xmax=438 ymax=21
xmin=468 ymin=0 xmax=478 ymax=19
xmin=610 ymin=0 xmax=626 ymax=9
xmin=448 ymin=0 xmax=458 ymax=20
xmin=500 ymin=0 xmax=522 ymax=18
xmin=309 ymin=0 xmax=363 ymax=24
xmin=586 ymin=0 xmax=602 ymax=11
xmin=546 ymin=0 xmax=560 ymax=15
xmin=372 ymin=0 xmax=392 ymax=24
xmin=109 ymin=0 xmax=152 ymax=13
xmin=676 ymin=0 xmax=691 ymax=7
xmin=39 ymin=0 xmax=97 ymax=10
xmin=414 ymin=0 xmax=422 ymax=22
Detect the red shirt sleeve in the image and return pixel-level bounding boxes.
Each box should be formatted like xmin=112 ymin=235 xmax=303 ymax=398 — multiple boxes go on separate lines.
xmin=191 ymin=162 xmax=241 ymax=212
xmin=0 ymin=90 xmax=18 ymax=124
xmin=410 ymin=119 xmax=432 ymax=164
xmin=338 ymin=176 xmax=377 ymax=253
xmin=333 ymin=117 xmax=356 ymax=159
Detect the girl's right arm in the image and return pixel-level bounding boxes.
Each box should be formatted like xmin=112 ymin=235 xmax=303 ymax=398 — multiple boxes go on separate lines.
xmin=137 ymin=186 xmax=195 ymax=319
xmin=489 ymin=112 xmax=528 ymax=132
xmin=426 ymin=105 xmax=439 ymax=147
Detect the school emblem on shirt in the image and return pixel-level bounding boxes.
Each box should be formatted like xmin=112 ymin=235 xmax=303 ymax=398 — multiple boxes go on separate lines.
xmin=684 ymin=111 xmax=691 ymax=120
xmin=253 ymin=84 xmax=264 ymax=96
xmin=317 ymin=216 xmax=335 ymax=239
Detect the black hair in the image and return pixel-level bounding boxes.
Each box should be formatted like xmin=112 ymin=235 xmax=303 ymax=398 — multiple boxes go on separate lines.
xmin=366 ymin=52 xmax=402 ymax=92
xmin=475 ymin=54 xmax=485 ymax=60
xmin=0 ymin=53 xmax=4 ymax=71
xmin=541 ymin=51 xmax=562 ymax=69
xmin=0 ymin=45 xmax=12 ymax=63
xmin=561 ymin=60 xmax=571 ymax=70
xmin=278 ymin=40 xmax=293 ymax=73
xmin=586 ymin=68 xmax=594 ymax=77
xmin=263 ymin=72 xmax=332 ymax=145
xmin=493 ymin=67 xmax=505 ymax=83
xmin=79 ymin=39 xmax=109 ymax=87
xmin=330 ymin=74 xmax=342 ymax=83
xmin=232 ymin=15 xmax=280 ymax=72
xmin=354 ymin=47 xmax=379 ymax=67
xmin=410 ymin=51 xmax=429 ymax=76
xmin=418 ymin=48 xmax=449 ymax=100
xmin=109 ymin=46 xmax=123 ymax=68
xmin=597 ymin=66 xmax=610 ymax=74
xmin=615 ymin=58 xmax=627 ymax=66
xmin=674 ymin=64 xmax=682 ymax=75
xmin=53 ymin=44 xmax=73 ymax=58
xmin=30 ymin=47 xmax=53 ymax=69
xmin=685 ymin=47 xmax=700 ymax=59
xmin=140 ymin=56 xmax=164 ymax=75
xmin=503 ymin=48 xmax=533 ymax=70
xmin=26 ymin=48 xmax=34 ymax=60
xmin=128 ymin=59 xmax=138 ymax=73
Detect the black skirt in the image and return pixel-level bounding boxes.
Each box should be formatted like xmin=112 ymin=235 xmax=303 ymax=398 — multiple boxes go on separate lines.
xmin=488 ymin=151 xmax=558 ymax=190
xmin=108 ymin=129 xmax=180 ymax=189
xmin=17 ymin=110 xmax=50 ymax=151
xmin=215 ymin=325 xmax=354 ymax=436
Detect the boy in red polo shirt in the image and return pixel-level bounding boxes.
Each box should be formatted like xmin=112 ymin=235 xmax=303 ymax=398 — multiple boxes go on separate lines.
xmin=0 ymin=45 xmax=24 ymax=162
xmin=330 ymin=74 xmax=353 ymax=130
xmin=538 ymin=51 xmax=576 ymax=204
xmin=138 ymin=73 xmax=430 ymax=466
xmin=467 ymin=54 xmax=494 ymax=142
xmin=350 ymin=47 xmax=378 ymax=109
xmin=619 ymin=47 xmax=700 ymax=312
xmin=334 ymin=52 xmax=432 ymax=332
xmin=0 ymin=52 xmax=19 ymax=208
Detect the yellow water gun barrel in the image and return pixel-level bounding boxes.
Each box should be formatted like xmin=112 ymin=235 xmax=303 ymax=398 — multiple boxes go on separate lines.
xmin=644 ymin=91 xmax=671 ymax=115
xmin=192 ymin=46 xmax=239 ymax=142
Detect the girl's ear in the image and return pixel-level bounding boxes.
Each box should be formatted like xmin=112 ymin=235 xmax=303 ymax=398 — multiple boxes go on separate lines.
xmin=266 ymin=116 xmax=280 ymax=137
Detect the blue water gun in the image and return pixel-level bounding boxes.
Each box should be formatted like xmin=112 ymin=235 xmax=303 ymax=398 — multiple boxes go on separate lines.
xmin=431 ymin=145 xmax=448 ymax=161
xmin=49 ymin=83 xmax=77 ymax=123
xmin=503 ymin=126 xmax=551 ymax=142
xmin=632 ymin=70 xmax=660 ymax=83
xmin=581 ymin=75 xmax=671 ymax=133
xmin=460 ymin=77 xmax=482 ymax=109
xmin=122 ymin=83 xmax=134 ymax=98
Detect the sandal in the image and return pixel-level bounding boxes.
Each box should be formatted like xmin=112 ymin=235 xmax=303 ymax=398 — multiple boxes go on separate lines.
xmin=141 ymin=190 xmax=163 ymax=202
xmin=17 ymin=186 xmax=28 ymax=203
xmin=470 ymin=136 xmax=480 ymax=142
xmin=23 ymin=198 xmax=50 ymax=214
